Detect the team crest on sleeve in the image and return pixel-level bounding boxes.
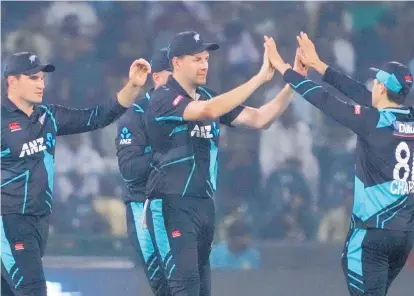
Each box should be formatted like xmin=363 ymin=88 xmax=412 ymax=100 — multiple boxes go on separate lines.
xmin=173 ymin=95 xmax=184 ymax=106
xmin=354 ymin=105 xmax=361 ymax=115
xmin=119 ymin=127 xmax=132 ymax=145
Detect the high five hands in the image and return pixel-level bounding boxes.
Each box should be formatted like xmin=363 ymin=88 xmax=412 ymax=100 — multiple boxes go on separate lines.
xmin=263 ymin=31 xmax=329 ymax=77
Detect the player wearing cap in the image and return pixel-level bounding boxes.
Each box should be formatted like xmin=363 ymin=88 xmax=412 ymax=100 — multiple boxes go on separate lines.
xmin=115 ymin=48 xmax=172 ymax=296
xmin=265 ymin=33 xmax=414 ymax=296
xmin=1 ymin=52 xmax=151 ymax=296
xmin=144 ymin=32 xmax=306 ymax=296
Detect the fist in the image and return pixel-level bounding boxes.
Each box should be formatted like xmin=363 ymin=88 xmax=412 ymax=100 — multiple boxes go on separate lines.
xmin=129 ymin=59 xmax=151 ymax=87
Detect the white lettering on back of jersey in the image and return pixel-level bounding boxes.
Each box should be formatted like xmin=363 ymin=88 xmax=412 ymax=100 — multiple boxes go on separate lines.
xmin=19 ymin=138 xmax=46 ymax=157
xmin=393 ymin=121 xmax=414 ymax=138
xmin=191 ymin=125 xmax=213 ymax=138
xmin=390 ymin=180 xmax=414 ymax=195
xmin=398 ymin=123 xmax=414 ymax=134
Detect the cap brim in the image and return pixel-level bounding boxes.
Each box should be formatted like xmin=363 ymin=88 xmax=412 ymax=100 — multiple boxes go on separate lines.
xmin=191 ymin=43 xmax=220 ymax=55
xmin=368 ymin=67 xmax=379 ymax=78
xmin=203 ymin=42 xmax=219 ymax=51
xmin=152 ymin=66 xmax=172 ymax=73
xmin=23 ymin=64 xmax=55 ymax=75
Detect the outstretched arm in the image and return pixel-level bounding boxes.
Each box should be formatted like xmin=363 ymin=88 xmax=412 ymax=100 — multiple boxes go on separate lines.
xmin=282 ymin=68 xmax=378 ymax=137
xmin=265 ymin=35 xmax=378 ymax=138
xmin=53 ymin=59 xmax=151 ymax=136
xmin=230 ymin=84 xmax=294 ymax=129
xmin=180 ymin=38 xmax=275 ymax=122
xmin=230 ymin=46 xmax=307 ymax=129
xmin=296 ymin=32 xmax=372 ymax=106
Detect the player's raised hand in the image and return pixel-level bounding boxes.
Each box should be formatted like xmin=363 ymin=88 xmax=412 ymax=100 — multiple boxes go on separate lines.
xmin=293 ymin=48 xmax=308 ymax=76
xmin=129 ymin=59 xmax=151 ymax=87
xmin=257 ymin=43 xmax=275 ymax=83
xmin=264 ymin=35 xmax=290 ymax=74
xmin=296 ymin=32 xmax=320 ymax=68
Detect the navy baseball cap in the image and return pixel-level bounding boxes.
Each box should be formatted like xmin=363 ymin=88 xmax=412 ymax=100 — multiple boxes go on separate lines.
xmin=150 ymin=48 xmax=171 ymax=73
xmin=369 ymin=61 xmax=413 ymax=102
xmin=167 ymin=31 xmax=219 ymax=60
xmin=3 ymin=52 xmax=55 ymax=78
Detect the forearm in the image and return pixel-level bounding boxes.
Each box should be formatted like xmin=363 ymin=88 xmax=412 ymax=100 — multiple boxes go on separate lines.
xmin=283 ymin=68 xmax=372 ymax=136
xmin=204 ymin=75 xmax=263 ymax=118
xmin=315 ymin=61 xmax=372 ymax=106
xmin=312 ymin=60 xmax=329 ymax=76
xmin=117 ymin=81 xmax=143 ymax=108
xmin=257 ymin=84 xmax=294 ymax=129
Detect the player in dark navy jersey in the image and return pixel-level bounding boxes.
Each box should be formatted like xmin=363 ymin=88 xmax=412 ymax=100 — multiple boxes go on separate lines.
xmin=266 ymin=33 xmax=414 ymax=296
xmin=115 ymin=48 xmax=172 ymax=296
xmin=144 ymin=32 xmax=307 ymax=296
xmin=1 ymin=52 xmax=151 ymax=296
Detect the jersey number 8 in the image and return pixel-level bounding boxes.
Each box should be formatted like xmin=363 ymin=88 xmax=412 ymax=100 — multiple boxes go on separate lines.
xmin=394 ymin=141 xmax=414 ymax=181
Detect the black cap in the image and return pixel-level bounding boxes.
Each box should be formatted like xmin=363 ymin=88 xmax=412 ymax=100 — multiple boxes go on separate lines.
xmin=167 ymin=31 xmax=219 ymax=60
xmin=150 ymin=48 xmax=171 ymax=73
xmin=369 ymin=61 xmax=413 ymax=102
xmin=3 ymin=52 xmax=55 ymax=78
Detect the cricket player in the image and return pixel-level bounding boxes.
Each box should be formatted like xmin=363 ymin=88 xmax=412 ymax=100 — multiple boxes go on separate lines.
xmin=1 ymin=52 xmax=151 ymax=296
xmin=115 ymin=48 xmax=172 ymax=296
xmin=144 ymin=31 xmax=306 ymax=296
xmin=266 ymin=33 xmax=414 ymax=296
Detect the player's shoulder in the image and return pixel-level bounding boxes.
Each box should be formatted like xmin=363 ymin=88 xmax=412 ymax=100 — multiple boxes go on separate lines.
xmin=132 ymin=95 xmax=150 ymax=113
xmin=1 ymin=105 xmax=12 ymax=119
xmin=147 ymin=85 xmax=183 ymax=113
xmin=38 ymin=103 xmax=55 ymax=111
xmin=197 ymin=86 xmax=217 ymax=99
xmin=149 ymin=85 xmax=176 ymax=102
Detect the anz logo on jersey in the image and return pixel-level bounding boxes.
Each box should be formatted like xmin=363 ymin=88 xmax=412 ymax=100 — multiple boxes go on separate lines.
xmin=191 ymin=124 xmax=213 ymax=139
xmin=119 ymin=127 xmax=132 ymax=145
xmin=19 ymin=138 xmax=47 ymax=157
xmin=19 ymin=133 xmax=56 ymax=158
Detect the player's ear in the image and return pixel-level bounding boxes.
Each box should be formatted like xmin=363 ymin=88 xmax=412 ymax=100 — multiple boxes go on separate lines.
xmin=172 ymin=57 xmax=180 ymax=71
xmin=381 ymin=83 xmax=389 ymax=95
xmin=152 ymin=72 xmax=158 ymax=85
xmin=6 ymin=75 xmax=21 ymax=89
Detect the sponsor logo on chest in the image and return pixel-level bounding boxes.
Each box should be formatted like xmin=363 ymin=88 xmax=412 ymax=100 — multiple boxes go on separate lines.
xmin=19 ymin=138 xmax=47 ymax=157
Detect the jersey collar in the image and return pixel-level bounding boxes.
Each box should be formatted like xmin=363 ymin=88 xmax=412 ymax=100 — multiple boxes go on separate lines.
xmin=379 ymin=106 xmax=410 ymax=114
xmin=166 ymin=76 xmax=208 ymax=100
xmin=2 ymin=96 xmax=41 ymax=116
xmin=145 ymin=88 xmax=155 ymax=100
xmin=2 ymin=96 xmax=19 ymax=112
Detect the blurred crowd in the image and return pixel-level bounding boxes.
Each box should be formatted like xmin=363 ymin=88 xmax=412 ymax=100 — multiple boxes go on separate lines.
xmin=2 ymin=1 xmax=414 ymax=264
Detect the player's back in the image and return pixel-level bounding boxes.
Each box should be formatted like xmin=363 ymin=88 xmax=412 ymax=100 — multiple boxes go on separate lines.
xmin=115 ymin=92 xmax=151 ymax=203
xmin=354 ymin=107 xmax=414 ymax=231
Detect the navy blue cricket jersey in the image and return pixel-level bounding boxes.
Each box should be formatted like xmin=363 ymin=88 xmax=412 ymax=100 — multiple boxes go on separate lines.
xmin=1 ymin=97 xmax=127 ymax=215
xmin=283 ymin=68 xmax=414 ymax=231
xmin=144 ymin=76 xmax=244 ymax=199
xmin=115 ymin=90 xmax=152 ymax=203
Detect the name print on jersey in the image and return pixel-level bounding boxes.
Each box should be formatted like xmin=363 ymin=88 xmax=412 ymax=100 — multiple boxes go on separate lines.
xmin=393 ymin=121 xmax=414 ymax=138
